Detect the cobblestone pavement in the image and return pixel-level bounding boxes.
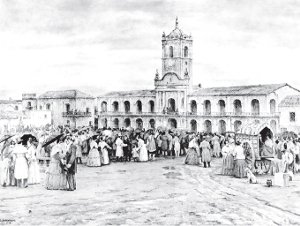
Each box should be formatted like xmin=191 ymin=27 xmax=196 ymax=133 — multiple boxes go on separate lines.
xmin=0 ymin=157 xmax=300 ymax=225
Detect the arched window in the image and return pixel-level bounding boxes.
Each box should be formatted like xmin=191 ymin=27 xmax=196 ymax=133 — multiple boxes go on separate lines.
xmin=190 ymin=100 xmax=197 ymax=114
xmin=46 ymin=103 xmax=51 ymax=110
xmin=112 ymin=101 xmax=119 ymax=112
xmin=251 ymin=99 xmax=260 ymax=115
xmin=101 ymin=101 xmax=107 ymax=112
xmin=233 ymin=99 xmax=242 ymax=115
xmin=14 ymin=106 xmax=18 ymax=111
xmin=184 ymin=46 xmax=188 ymax=57
xmin=124 ymin=101 xmax=130 ymax=113
xmin=149 ymin=100 xmax=155 ymax=113
xmin=168 ymin=98 xmax=176 ymax=112
xmin=169 ymin=46 xmax=173 ymax=58
xmin=136 ymin=100 xmax=142 ymax=113
xmin=270 ymin=99 xmax=276 ymax=114
xmin=218 ymin=100 xmax=226 ymax=115
xmin=203 ymin=100 xmax=211 ymax=115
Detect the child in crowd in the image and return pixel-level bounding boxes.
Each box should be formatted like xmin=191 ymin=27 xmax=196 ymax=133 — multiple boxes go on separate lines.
xmin=132 ymin=143 xmax=139 ymax=162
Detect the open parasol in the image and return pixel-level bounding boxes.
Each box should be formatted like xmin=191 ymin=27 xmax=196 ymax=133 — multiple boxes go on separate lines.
xmin=0 ymin=135 xmax=15 ymax=144
xmin=42 ymin=134 xmax=64 ymax=148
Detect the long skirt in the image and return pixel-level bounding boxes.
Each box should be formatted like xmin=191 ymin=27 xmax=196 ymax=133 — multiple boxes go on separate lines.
xmin=14 ymin=157 xmax=28 ymax=180
xmin=0 ymin=159 xmax=14 ymax=186
xmin=139 ymin=147 xmax=148 ymax=162
xmin=174 ymin=142 xmax=180 ymax=154
xmin=45 ymin=159 xmax=68 ymax=190
xmin=202 ymin=149 xmax=212 ymax=163
xmin=221 ymin=154 xmax=234 ymax=175
xmin=213 ymin=143 xmax=221 ymax=157
xmin=86 ymin=148 xmax=101 ymax=167
xmin=102 ymin=148 xmax=110 ymax=165
xmin=185 ymin=149 xmax=199 ymax=165
xmin=233 ymin=159 xmax=247 ymax=178
xmin=28 ymin=159 xmax=40 ymax=184
xmin=76 ymin=145 xmax=82 ymax=158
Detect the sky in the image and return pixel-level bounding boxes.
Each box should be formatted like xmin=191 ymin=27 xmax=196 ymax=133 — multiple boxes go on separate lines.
xmin=0 ymin=0 xmax=300 ymax=99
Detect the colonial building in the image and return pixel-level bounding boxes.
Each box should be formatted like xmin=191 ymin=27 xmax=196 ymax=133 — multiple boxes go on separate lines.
xmin=36 ymin=89 xmax=96 ymax=128
xmin=97 ymin=19 xmax=300 ymax=134
xmin=279 ymin=95 xmax=300 ymax=133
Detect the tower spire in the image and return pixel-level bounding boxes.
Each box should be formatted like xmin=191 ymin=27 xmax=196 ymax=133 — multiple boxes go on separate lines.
xmin=175 ymin=17 xmax=178 ymax=28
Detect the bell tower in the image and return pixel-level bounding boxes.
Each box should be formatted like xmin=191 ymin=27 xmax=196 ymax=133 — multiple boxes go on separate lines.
xmin=161 ymin=17 xmax=193 ymax=84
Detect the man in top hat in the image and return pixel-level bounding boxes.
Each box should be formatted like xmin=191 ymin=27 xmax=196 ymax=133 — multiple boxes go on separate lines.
xmin=66 ymin=137 xmax=77 ymax=191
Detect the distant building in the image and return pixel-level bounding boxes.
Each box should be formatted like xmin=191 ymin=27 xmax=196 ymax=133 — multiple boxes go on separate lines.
xmin=97 ymin=19 xmax=300 ymax=134
xmin=279 ymin=95 xmax=300 ymax=133
xmin=37 ymin=90 xmax=96 ymax=128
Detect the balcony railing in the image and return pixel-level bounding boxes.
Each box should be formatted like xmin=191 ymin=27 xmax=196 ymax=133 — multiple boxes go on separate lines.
xmin=98 ymin=111 xmax=280 ymax=117
xmin=62 ymin=111 xmax=92 ymax=117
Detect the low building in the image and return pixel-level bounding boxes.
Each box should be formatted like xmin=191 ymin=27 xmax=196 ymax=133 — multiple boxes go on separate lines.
xmin=37 ymin=90 xmax=96 ymax=128
xmin=279 ymin=95 xmax=300 ymax=133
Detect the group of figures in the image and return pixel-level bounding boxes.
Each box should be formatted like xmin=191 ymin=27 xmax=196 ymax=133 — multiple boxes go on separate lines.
xmin=1 ymin=124 xmax=300 ymax=191
xmin=0 ymin=136 xmax=40 ymax=188
xmin=220 ymin=135 xmax=300 ymax=179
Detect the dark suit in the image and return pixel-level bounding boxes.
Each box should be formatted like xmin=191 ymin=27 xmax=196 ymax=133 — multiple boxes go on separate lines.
xmin=66 ymin=144 xmax=77 ymax=191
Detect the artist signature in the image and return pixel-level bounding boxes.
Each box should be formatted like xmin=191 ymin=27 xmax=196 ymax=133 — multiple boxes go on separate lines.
xmin=0 ymin=219 xmax=15 ymax=225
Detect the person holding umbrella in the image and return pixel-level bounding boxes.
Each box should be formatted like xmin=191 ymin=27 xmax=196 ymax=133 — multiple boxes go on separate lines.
xmin=13 ymin=137 xmax=29 ymax=188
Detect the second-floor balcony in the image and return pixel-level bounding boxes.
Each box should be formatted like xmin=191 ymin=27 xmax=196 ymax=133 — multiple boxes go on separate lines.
xmin=98 ymin=110 xmax=280 ymax=118
xmin=62 ymin=111 xmax=92 ymax=117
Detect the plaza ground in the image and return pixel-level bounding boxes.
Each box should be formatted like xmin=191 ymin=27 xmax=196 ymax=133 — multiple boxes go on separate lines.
xmin=0 ymin=158 xmax=300 ymax=225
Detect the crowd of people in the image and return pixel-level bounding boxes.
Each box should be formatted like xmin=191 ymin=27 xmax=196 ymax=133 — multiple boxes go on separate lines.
xmin=0 ymin=125 xmax=300 ymax=191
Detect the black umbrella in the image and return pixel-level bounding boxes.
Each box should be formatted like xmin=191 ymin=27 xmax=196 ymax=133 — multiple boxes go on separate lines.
xmin=20 ymin=134 xmax=38 ymax=143
xmin=0 ymin=135 xmax=15 ymax=144
xmin=42 ymin=134 xmax=64 ymax=148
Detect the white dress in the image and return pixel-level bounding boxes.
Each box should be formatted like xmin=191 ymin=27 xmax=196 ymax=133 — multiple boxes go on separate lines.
xmin=138 ymin=139 xmax=148 ymax=162
xmin=115 ymin=138 xmax=125 ymax=158
xmin=27 ymin=145 xmax=40 ymax=184
xmin=13 ymin=145 xmax=29 ymax=180
xmin=99 ymin=141 xmax=110 ymax=165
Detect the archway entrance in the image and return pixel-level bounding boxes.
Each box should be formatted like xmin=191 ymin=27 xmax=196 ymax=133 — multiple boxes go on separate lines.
xmin=113 ymin=118 xmax=119 ymax=129
xmin=168 ymin=98 xmax=176 ymax=112
xmin=124 ymin=118 xmax=131 ymax=128
xmin=204 ymin=120 xmax=212 ymax=133
xmin=190 ymin=119 xmax=197 ymax=132
xmin=168 ymin=118 xmax=177 ymax=129
xmin=234 ymin=120 xmax=242 ymax=132
xmin=136 ymin=118 xmax=143 ymax=129
xmin=218 ymin=100 xmax=226 ymax=115
xmin=101 ymin=118 xmax=107 ymax=128
xmin=149 ymin=119 xmax=155 ymax=129
xmin=218 ymin=120 xmax=226 ymax=134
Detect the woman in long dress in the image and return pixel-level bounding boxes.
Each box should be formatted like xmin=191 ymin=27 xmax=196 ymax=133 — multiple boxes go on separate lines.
xmin=27 ymin=138 xmax=40 ymax=185
xmin=13 ymin=143 xmax=29 ymax=188
xmin=233 ymin=141 xmax=247 ymax=178
xmin=173 ymin=135 xmax=181 ymax=157
xmin=86 ymin=136 xmax=101 ymax=167
xmin=200 ymin=136 xmax=212 ymax=168
xmin=221 ymin=140 xmax=234 ymax=175
xmin=115 ymin=135 xmax=127 ymax=162
xmin=147 ymin=132 xmax=157 ymax=160
xmin=138 ymin=137 xmax=148 ymax=162
xmin=1 ymin=140 xmax=16 ymax=187
xmin=99 ymin=137 xmax=111 ymax=165
xmin=212 ymin=135 xmax=221 ymax=158
xmin=185 ymin=147 xmax=199 ymax=165
xmin=45 ymin=144 xmax=68 ymax=190
xmin=75 ymin=135 xmax=83 ymax=164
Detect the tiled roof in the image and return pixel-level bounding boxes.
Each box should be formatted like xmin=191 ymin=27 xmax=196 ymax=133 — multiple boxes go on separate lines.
xmin=100 ymin=90 xmax=155 ymax=98
xmin=0 ymin=100 xmax=21 ymax=104
xmin=39 ymin=90 xmax=94 ymax=99
xmin=189 ymin=83 xmax=292 ymax=96
xmin=279 ymin=95 xmax=300 ymax=107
